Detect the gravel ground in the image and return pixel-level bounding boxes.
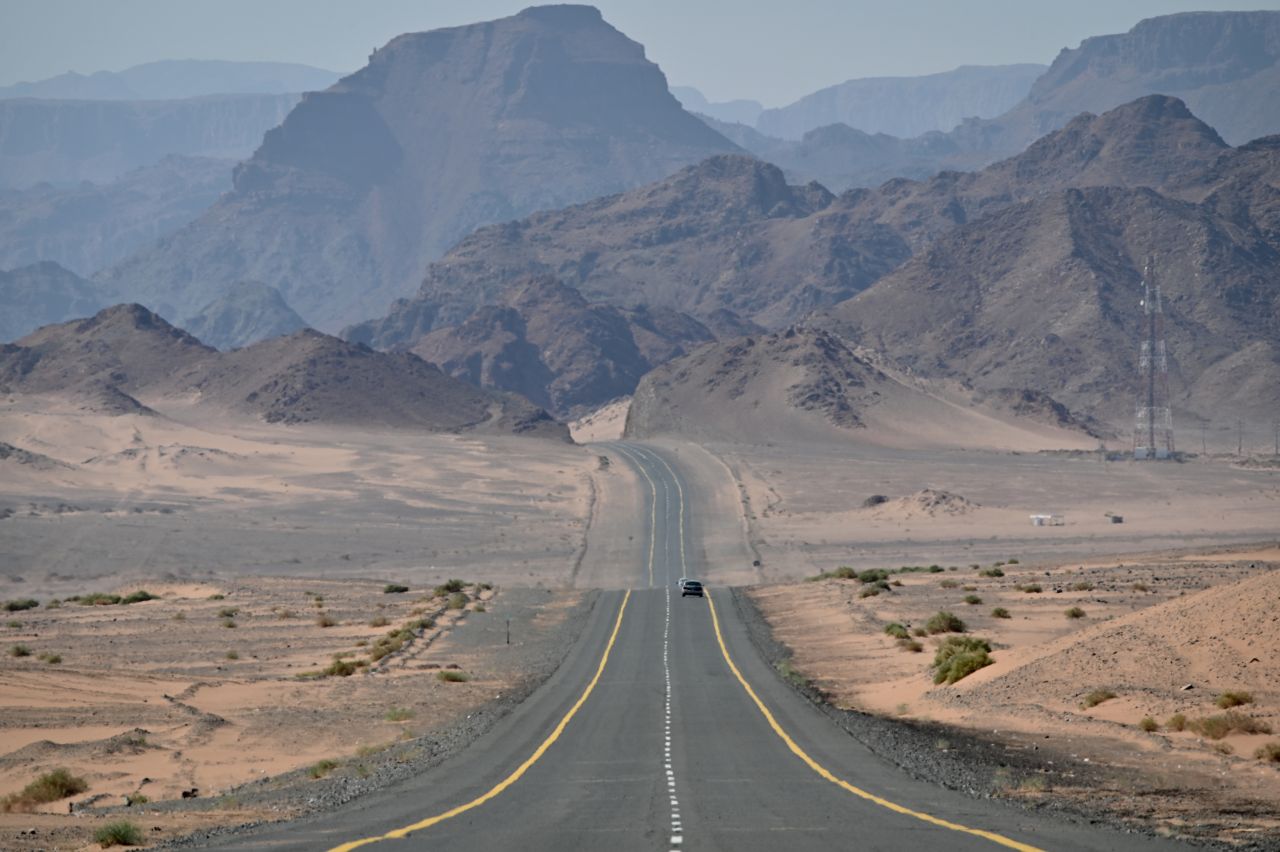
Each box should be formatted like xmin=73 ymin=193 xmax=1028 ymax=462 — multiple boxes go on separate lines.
xmin=143 ymin=588 xmax=600 ymax=848
xmin=729 ymin=587 xmax=1280 ymax=852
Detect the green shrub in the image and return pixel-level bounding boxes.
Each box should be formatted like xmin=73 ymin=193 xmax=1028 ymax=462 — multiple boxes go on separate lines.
xmin=1166 ymin=713 xmax=1187 ymax=732
xmin=3 ymin=598 xmax=38 ymax=612
xmin=1081 ymin=689 xmax=1116 ymax=709
xmin=369 ymin=615 xmax=390 ymax=627
xmin=94 ymin=820 xmax=143 ymax=847
xmin=978 ymin=568 xmax=1004 ymax=578
xmin=1017 ymin=584 xmax=1043 ymax=594
xmin=925 ymin=611 xmax=966 ymax=634
xmin=434 ymin=579 xmax=466 ymax=596
xmin=78 ymin=593 xmax=121 ymax=606
xmin=225 ymin=650 xmax=239 ymax=660
xmin=1139 ymin=716 xmax=1159 ymax=732
xmin=208 ymin=593 xmax=225 ymax=600
xmin=858 ymin=586 xmax=881 ymax=598
xmin=120 ymin=590 xmax=157 ymax=605
xmin=932 ymin=636 xmax=993 ymax=684
xmin=1217 ymin=691 xmax=1253 ymax=709
xmin=1131 ymin=582 xmax=1150 ymax=592
xmin=1189 ymin=711 xmax=1271 ymax=740
xmin=10 ymin=643 xmax=31 ymax=657
xmin=883 ymin=623 xmax=910 ymax=640
xmin=323 ymin=657 xmax=357 ymax=677
xmin=385 ymin=707 xmax=415 ymax=722
xmin=1006 ymin=559 xmax=1019 ymax=565
xmin=474 ymin=604 xmax=487 ymax=613
xmin=45 ymin=599 xmax=61 ymax=609
xmin=1254 ymin=742 xmax=1280 ymax=763
xmin=928 ymin=565 xmax=945 ymax=573
xmin=1 ymin=768 xmax=88 ymax=812
xmin=1070 ymin=581 xmax=1094 ymax=592
xmin=39 ymin=653 xmax=62 ymax=664
xmin=991 ymin=607 xmax=1011 ymax=619
xmin=898 ymin=638 xmax=924 ymax=653
xmin=220 ymin=618 xmax=236 ymax=629
xmin=857 ymin=569 xmax=890 ymax=584
xmin=309 ymin=759 xmax=338 ymax=779
xmin=939 ymin=579 xmax=959 ymax=589
xmin=963 ymin=594 xmax=982 ymax=605
xmin=446 ymin=592 xmax=468 ymax=610
xmin=1065 ymin=607 xmax=1086 ymax=619
xmin=437 ymin=669 xmax=470 ymax=683
xmin=383 ymin=584 xmax=409 ymax=594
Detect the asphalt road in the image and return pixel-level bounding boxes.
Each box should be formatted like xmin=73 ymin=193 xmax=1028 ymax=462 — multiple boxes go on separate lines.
xmin=214 ymin=442 xmax=1178 ymax=851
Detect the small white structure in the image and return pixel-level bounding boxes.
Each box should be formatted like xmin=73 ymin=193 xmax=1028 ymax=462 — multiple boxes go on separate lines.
xmin=1030 ymin=513 xmax=1064 ymax=526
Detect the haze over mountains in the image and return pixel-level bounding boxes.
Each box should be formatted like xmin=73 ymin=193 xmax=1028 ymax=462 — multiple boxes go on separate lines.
xmin=96 ymin=5 xmax=739 ymax=331
xmin=0 ymin=60 xmax=342 ymax=101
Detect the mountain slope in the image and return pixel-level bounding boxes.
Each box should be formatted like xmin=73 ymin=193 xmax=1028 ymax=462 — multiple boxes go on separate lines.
xmin=831 ymin=185 xmax=1280 ymax=426
xmin=412 ymin=276 xmax=713 ymax=416
xmin=181 ymin=281 xmax=308 ymax=350
xmin=0 ymin=262 xmax=110 ymax=342
xmin=0 ymin=60 xmax=340 ymax=100
xmin=96 ymin=5 xmax=737 ymax=331
xmin=0 ymin=305 xmax=563 ymax=437
xmin=0 ymin=94 xmax=299 ymax=187
xmin=757 ymin=64 xmax=1046 ymax=140
xmin=0 ymin=155 xmax=232 ymax=275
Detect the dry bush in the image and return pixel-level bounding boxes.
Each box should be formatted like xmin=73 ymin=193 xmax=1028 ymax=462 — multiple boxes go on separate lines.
xmin=1081 ymin=689 xmax=1116 ymax=709
xmin=1 ymin=768 xmax=87 ymax=812
xmin=925 ymin=611 xmax=966 ymax=634
xmin=932 ymin=636 xmax=992 ymax=684
xmin=1216 ymin=691 xmax=1253 ymax=709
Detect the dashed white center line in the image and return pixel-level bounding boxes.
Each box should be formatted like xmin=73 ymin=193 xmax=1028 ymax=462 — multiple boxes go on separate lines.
xmin=664 ymin=580 xmax=683 ymax=851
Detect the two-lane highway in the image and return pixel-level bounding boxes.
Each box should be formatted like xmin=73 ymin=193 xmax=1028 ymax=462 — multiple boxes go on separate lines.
xmin=213 ymin=442 xmax=1177 ymax=851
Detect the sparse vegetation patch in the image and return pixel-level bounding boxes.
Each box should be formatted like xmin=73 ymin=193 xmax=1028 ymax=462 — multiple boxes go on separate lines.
xmin=94 ymin=820 xmax=143 ymax=847
xmin=1 ymin=768 xmax=88 ymax=811
xmin=1081 ymin=689 xmax=1117 ymax=709
xmin=925 ymin=611 xmax=966 ymax=634
xmin=932 ymin=636 xmax=993 ymax=684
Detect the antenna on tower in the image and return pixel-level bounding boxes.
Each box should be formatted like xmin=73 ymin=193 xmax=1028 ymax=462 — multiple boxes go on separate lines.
xmin=1133 ymin=257 xmax=1174 ymax=460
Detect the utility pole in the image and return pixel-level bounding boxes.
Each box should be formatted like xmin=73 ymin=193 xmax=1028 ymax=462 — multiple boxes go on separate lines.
xmin=1133 ymin=258 xmax=1174 ymax=459
xmin=1200 ymin=421 xmax=1207 ymax=456
xmin=1238 ymin=419 xmax=1244 ymax=456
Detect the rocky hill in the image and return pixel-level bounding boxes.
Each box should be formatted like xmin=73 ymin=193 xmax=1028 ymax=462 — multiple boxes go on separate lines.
xmin=0 ymin=59 xmax=340 ymax=101
xmin=625 ymin=327 xmax=1092 ymax=450
xmin=412 ymin=276 xmax=713 ymax=416
xmin=0 ymin=261 xmax=108 ymax=342
xmin=756 ymin=64 xmax=1046 ymax=140
xmin=831 ymin=183 xmax=1280 ymax=427
xmin=181 ymin=281 xmax=308 ymax=350
xmin=96 ymin=6 xmax=737 ymax=331
xmin=0 ymin=94 xmax=299 ymax=187
xmin=356 ymin=95 xmax=1236 ymax=348
xmin=0 ymin=305 xmax=564 ymax=437
xmin=352 ymin=154 xmax=901 ymax=341
xmin=0 ymin=155 xmax=232 ymax=275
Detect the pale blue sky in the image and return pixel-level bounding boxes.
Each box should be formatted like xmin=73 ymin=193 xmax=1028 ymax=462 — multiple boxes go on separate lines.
xmin=2 ymin=1 xmax=1277 ymax=106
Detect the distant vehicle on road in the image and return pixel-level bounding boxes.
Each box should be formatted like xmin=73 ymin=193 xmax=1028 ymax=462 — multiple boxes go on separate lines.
xmin=680 ymin=579 xmax=704 ymax=597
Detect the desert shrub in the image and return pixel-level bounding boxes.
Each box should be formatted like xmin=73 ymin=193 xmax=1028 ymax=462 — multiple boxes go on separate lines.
xmin=78 ymin=593 xmax=121 ymax=606
xmin=39 ymin=653 xmax=62 ymax=664
xmin=912 ymin=627 xmax=927 ymax=637
xmin=1216 ymin=691 xmax=1254 ymax=709
xmin=932 ymin=636 xmax=993 ymax=684
xmin=172 ymin=611 xmax=186 ymax=621
xmin=928 ymin=565 xmax=945 ymax=573
xmin=1166 ymin=713 xmax=1187 ymax=732
xmin=383 ymin=584 xmax=409 ymax=594
xmin=1211 ymin=741 xmax=1234 ymax=755
xmin=322 ymin=657 xmax=357 ymax=677
xmin=1189 ymin=711 xmax=1272 ymax=740
xmin=446 ymin=592 xmax=468 ymax=610
xmin=858 ymin=569 xmax=890 ymax=584
xmin=220 ymin=618 xmax=236 ymax=629
xmin=217 ymin=607 xmax=239 ymax=618
xmin=1070 ymin=581 xmax=1094 ymax=592
xmin=45 ymin=599 xmax=61 ymax=609
xmin=208 ymin=593 xmax=225 ymax=600
xmin=3 ymin=598 xmax=38 ymax=612
xmin=978 ymin=568 xmax=1004 ymax=578
xmin=225 ymin=650 xmax=239 ymax=660
xmin=1017 ymin=584 xmax=1043 ymax=594
xmin=1254 ymin=742 xmax=1280 ymax=762
xmin=385 ymin=707 xmax=414 ymax=722
xmin=369 ymin=615 xmax=390 ymax=628
xmin=962 ymin=585 xmax=977 ymax=591
xmin=10 ymin=643 xmax=31 ymax=657
xmin=309 ymin=759 xmax=338 ymax=779
xmin=1081 ymin=690 xmax=1116 ymax=709
xmin=1139 ymin=716 xmax=1159 ymax=732
xmin=1065 ymin=607 xmax=1086 ymax=619
xmin=435 ymin=579 xmax=466 ymax=596
xmin=474 ymin=604 xmax=487 ymax=612
xmin=126 ymin=793 xmax=148 ymax=805
xmin=476 ymin=582 xmax=494 ymax=591
xmin=5 ymin=620 xmax=19 ymax=628
xmin=276 ymin=609 xmax=295 ymax=619
xmin=963 ymin=594 xmax=982 ymax=605
xmin=883 ymin=623 xmax=910 ymax=640
xmin=1131 ymin=582 xmax=1150 ymax=593
xmin=94 ymin=820 xmax=142 ymax=847
xmin=991 ymin=607 xmax=1011 ymax=619
xmin=120 ymin=590 xmax=157 ymax=605
xmin=437 ymin=669 xmax=469 ymax=683
xmin=898 ymin=638 xmax=924 ymax=653
xmin=858 ymin=586 xmax=881 ymax=599
xmin=1006 ymin=559 xmax=1020 ymax=565
xmin=939 ymin=579 xmax=959 ymax=589
xmin=925 ymin=611 xmax=966 ymax=634
xmin=316 ymin=613 xmax=337 ymax=628
xmin=1 ymin=768 xmax=88 ymax=811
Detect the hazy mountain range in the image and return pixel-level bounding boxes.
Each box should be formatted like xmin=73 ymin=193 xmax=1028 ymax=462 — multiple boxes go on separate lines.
xmin=0 ymin=59 xmax=341 ymax=101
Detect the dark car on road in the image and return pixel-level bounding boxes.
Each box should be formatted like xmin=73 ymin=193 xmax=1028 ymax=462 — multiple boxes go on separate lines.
xmin=679 ymin=579 xmax=704 ymax=597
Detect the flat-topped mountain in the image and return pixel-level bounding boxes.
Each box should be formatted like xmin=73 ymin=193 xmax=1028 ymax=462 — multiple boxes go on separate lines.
xmin=97 ymin=5 xmax=737 ymax=331
xmin=0 ymin=305 xmax=564 ymax=437
xmin=412 ymin=276 xmax=713 ymax=417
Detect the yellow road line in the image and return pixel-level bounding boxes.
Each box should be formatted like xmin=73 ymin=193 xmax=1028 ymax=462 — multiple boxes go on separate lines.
xmin=329 ymin=590 xmax=632 ymax=851
xmin=705 ymin=593 xmax=1044 ymax=852
xmin=615 ymin=444 xmax=658 ymax=588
